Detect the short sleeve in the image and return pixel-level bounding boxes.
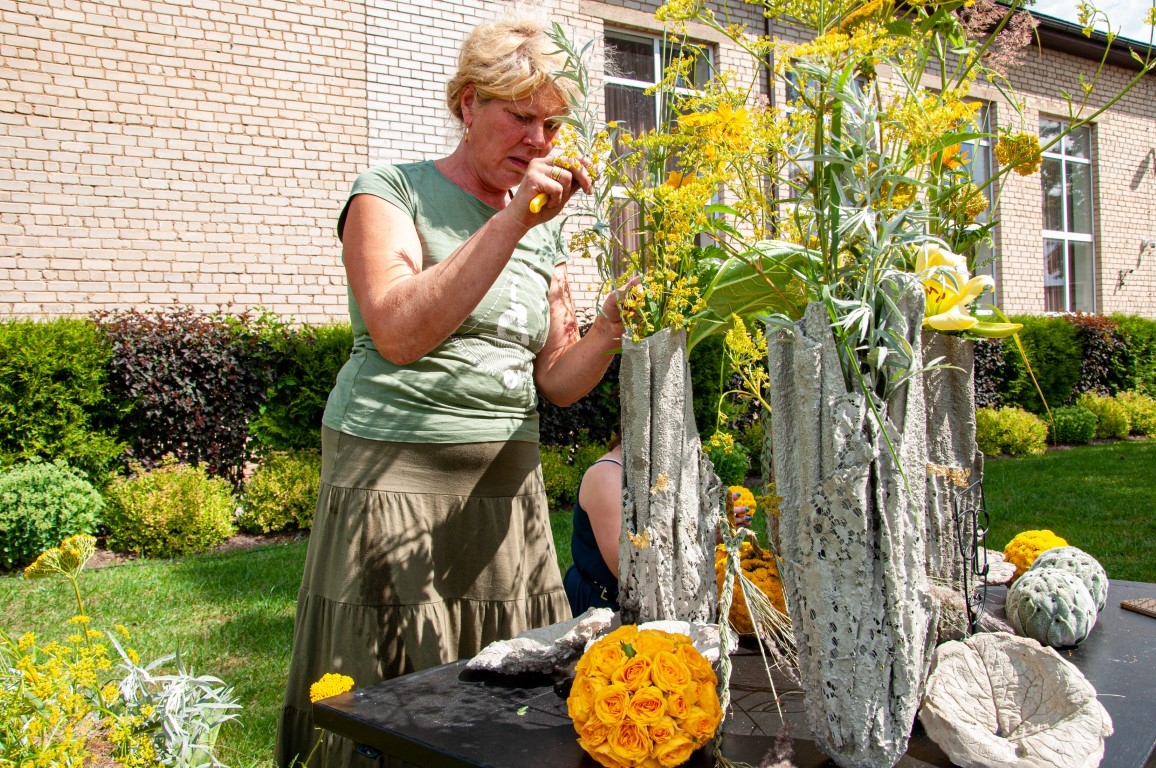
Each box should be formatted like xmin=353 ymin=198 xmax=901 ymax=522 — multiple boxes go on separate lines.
xmin=336 ymin=165 xmax=415 ymax=242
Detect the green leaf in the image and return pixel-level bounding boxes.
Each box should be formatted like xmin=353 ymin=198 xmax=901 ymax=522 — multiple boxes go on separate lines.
xmin=686 ymin=241 xmax=810 ymax=351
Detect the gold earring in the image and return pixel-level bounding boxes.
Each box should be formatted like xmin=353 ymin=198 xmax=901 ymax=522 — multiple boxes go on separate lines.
xmin=465 ymin=126 xmax=470 ymax=143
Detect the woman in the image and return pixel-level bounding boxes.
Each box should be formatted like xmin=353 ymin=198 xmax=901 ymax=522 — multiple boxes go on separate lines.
xmin=564 ymin=439 xmax=753 ymax=616
xmin=275 ymin=12 xmax=628 ymax=768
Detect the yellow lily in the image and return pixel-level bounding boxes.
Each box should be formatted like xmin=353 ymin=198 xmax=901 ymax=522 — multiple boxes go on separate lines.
xmin=915 ymin=243 xmax=1020 ymax=337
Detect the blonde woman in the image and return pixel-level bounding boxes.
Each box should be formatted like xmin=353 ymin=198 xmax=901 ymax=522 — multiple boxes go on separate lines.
xmin=276 ymin=11 xmax=628 ymax=767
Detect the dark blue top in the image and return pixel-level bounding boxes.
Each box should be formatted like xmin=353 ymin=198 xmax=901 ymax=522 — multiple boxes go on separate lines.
xmin=562 ymin=458 xmax=621 ymax=615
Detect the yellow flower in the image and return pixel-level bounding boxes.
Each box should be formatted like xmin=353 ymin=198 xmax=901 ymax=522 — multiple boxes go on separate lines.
xmin=626 ymin=685 xmax=668 ymax=726
xmin=594 ymin=683 xmax=632 ymax=724
xmin=608 ymin=719 xmax=653 ymax=764
xmin=24 ymin=535 xmax=97 ymax=580
xmin=682 ymin=706 xmax=722 ymax=744
xmin=915 ymin=242 xmax=992 ymax=332
xmin=654 ymin=733 xmax=697 ymax=767
xmin=1004 ymin=529 xmax=1069 ymax=578
xmin=611 ymin=654 xmax=653 ymax=691
xmin=993 ymin=132 xmax=1042 ymax=176
xmin=568 ymin=674 xmax=601 ymax=724
xmin=649 ymin=651 xmax=691 ymax=694
xmin=309 ymin=673 xmax=355 ymax=703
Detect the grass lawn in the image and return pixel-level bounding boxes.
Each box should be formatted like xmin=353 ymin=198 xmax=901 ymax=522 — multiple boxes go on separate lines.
xmin=982 ymin=438 xmax=1156 ymax=582
xmin=1 ymin=438 xmax=1151 ymax=766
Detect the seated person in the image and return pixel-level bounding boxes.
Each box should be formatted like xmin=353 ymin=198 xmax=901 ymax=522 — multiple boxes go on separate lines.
xmin=563 ymin=437 xmax=751 ymax=616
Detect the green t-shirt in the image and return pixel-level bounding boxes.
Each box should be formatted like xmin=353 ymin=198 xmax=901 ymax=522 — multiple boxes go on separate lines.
xmin=322 ymin=161 xmax=567 ymax=444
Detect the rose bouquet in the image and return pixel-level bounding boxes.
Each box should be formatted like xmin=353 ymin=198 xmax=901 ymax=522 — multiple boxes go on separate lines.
xmin=566 ymin=626 xmax=723 ymax=768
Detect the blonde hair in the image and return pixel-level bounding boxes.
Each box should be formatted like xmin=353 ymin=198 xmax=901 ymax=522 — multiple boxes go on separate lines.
xmin=445 ymin=11 xmax=576 ymax=123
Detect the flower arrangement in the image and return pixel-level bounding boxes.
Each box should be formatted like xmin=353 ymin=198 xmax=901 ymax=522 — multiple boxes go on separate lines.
xmin=309 ymin=673 xmax=355 ymax=703
xmin=566 ymin=626 xmax=723 ymax=768
xmin=2 ymin=535 xmax=239 ymax=768
xmin=714 ymin=541 xmax=786 ymax=636
xmin=1004 ymin=529 xmax=1070 ymax=579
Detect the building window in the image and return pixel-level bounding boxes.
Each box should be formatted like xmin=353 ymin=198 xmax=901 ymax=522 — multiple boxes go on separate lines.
xmin=1040 ymin=118 xmax=1095 ymax=313
xmin=961 ymin=104 xmax=997 ymax=305
xmin=603 ymin=31 xmax=713 ymax=269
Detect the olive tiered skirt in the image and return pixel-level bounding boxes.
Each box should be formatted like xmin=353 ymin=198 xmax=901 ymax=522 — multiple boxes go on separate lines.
xmin=276 ymin=427 xmax=570 ymax=768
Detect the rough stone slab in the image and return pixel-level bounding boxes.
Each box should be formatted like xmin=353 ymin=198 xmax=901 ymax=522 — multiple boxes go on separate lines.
xmin=466 ymin=608 xmax=615 ymax=674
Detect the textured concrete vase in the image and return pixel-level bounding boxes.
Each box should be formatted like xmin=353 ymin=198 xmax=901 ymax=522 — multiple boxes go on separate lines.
xmin=767 ymin=282 xmax=936 ymax=768
xmin=617 ymin=328 xmax=721 ymax=625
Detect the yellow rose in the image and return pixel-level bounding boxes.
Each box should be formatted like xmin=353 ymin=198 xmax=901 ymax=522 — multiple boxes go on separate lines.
xmin=581 ymin=738 xmax=627 ymax=768
xmin=650 ymin=651 xmax=691 ymax=693
xmin=696 ymin=682 xmax=722 ymax=722
xmin=665 ymin=690 xmax=691 ymax=720
xmin=568 ymin=674 xmax=601 ymax=724
xmin=655 ymin=733 xmax=697 ymax=768
xmin=648 ymin=715 xmax=678 ymax=744
xmin=633 ymin=629 xmax=685 ymax=655
xmin=625 ymin=685 xmax=667 ymax=726
xmin=612 ymin=655 xmax=652 ymax=691
xmin=682 ymin=706 xmax=721 ymax=745
xmin=608 ymin=720 xmax=653 ymax=765
xmin=675 ymin=642 xmax=716 ymax=683
xmin=588 ymin=642 xmax=628 ymax=680
xmin=579 ymin=718 xmax=612 ymax=747
xmin=594 ymin=683 xmax=632 ymax=724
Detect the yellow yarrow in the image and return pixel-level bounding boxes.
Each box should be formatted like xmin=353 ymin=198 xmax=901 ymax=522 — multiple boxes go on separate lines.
xmin=993 ymin=132 xmax=1042 ymax=176
xmin=310 ymin=672 xmax=355 ymax=703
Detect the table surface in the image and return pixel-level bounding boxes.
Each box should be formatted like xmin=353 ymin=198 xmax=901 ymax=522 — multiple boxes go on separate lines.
xmin=315 ymin=580 xmax=1156 ymax=768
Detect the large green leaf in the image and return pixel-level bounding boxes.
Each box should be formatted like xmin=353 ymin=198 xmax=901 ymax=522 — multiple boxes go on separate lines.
xmin=686 ymin=240 xmax=811 ymax=351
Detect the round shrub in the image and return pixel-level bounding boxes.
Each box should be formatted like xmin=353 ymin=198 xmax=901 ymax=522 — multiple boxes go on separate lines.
xmin=1075 ymin=392 xmax=1130 ymax=439
xmin=1115 ymin=390 xmax=1156 ymax=437
xmin=975 ymin=406 xmax=1047 ymax=458
xmin=1046 ymin=406 xmax=1096 ymax=445
xmin=237 ymin=449 xmax=322 ymax=533
xmin=103 ymin=458 xmax=235 ymax=557
xmin=0 ymin=460 xmax=104 ymax=569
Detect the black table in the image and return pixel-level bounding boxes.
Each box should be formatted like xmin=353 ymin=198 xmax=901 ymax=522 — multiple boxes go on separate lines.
xmin=315 ymin=580 xmax=1156 ymax=768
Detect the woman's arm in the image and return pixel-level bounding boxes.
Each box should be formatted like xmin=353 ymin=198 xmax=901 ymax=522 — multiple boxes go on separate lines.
xmin=579 ymin=460 xmax=623 ymax=578
xmin=341 ymin=157 xmax=579 ymax=366
xmin=534 ymin=267 xmax=635 ymax=406
xmin=340 ymin=194 xmax=533 ymax=365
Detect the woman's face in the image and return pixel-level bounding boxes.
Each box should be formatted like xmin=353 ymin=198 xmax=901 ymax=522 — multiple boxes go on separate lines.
xmin=463 ymin=84 xmax=565 ymax=192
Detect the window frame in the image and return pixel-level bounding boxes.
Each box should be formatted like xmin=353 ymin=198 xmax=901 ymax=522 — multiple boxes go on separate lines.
xmin=1040 ymin=118 xmax=1096 ymax=313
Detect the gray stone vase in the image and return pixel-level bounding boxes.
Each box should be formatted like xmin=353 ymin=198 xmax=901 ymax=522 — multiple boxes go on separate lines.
xmin=617 ymin=328 xmax=722 ymax=625
xmin=767 ymin=283 xmax=936 ymax=768
xmin=922 ymin=331 xmax=983 ymax=593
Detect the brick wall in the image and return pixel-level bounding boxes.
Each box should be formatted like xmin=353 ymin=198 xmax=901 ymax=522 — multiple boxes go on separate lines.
xmin=975 ymin=45 xmax=1156 ymax=316
xmin=3 ymin=1 xmax=1153 ymax=322
xmin=0 ymin=0 xmax=367 ymax=324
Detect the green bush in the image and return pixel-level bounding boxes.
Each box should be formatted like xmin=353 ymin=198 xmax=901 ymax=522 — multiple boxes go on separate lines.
xmin=705 ymin=435 xmax=751 ymax=487
xmin=976 ymin=406 xmax=1047 ymax=458
xmin=0 ymin=318 xmax=125 ymax=483
xmin=103 ymin=459 xmax=235 ymax=557
xmin=1116 ymin=391 xmax=1156 ymax=437
xmin=237 ymin=450 xmax=322 ymax=533
xmin=1075 ymin=392 xmax=1131 ymax=439
xmin=250 ymin=323 xmax=353 ymax=453
xmin=540 ymin=438 xmax=611 ymax=513
xmin=1047 ymin=406 xmax=1096 ymax=445
xmin=0 ymin=460 xmax=104 ymax=569
xmin=1002 ymin=315 xmax=1082 ymax=414
xmin=1112 ymin=314 xmax=1156 ymax=396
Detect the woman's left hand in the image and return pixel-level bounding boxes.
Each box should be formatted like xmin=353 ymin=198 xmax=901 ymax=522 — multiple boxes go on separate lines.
xmin=521 ymin=155 xmax=593 ymax=220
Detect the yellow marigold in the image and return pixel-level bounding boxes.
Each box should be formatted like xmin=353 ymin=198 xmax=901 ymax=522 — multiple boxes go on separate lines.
xmin=309 ymin=672 xmax=355 ymax=703
xmin=715 ymin=542 xmax=787 ymax=635
xmin=945 ymin=182 xmax=990 ymax=224
xmin=1003 ymin=529 xmax=1069 ymax=578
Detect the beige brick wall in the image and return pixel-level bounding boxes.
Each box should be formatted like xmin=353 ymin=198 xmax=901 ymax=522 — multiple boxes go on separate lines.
xmin=0 ymin=0 xmax=367 ymax=324
xmin=974 ymin=45 xmax=1156 ymax=317
xmin=3 ymin=1 xmax=1152 ymax=323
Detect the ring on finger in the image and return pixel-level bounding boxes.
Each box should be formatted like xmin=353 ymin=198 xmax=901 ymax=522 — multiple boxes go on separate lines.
xmin=550 ymin=166 xmax=563 ymax=181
